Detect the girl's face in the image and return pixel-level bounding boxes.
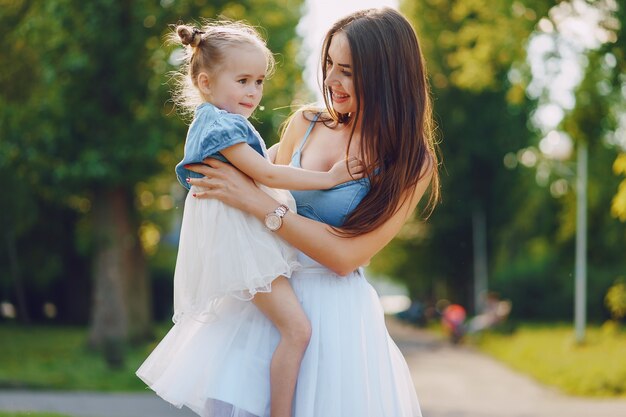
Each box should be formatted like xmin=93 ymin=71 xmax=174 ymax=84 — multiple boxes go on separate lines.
xmin=205 ymin=45 xmax=267 ymax=118
xmin=324 ymin=31 xmax=357 ymax=115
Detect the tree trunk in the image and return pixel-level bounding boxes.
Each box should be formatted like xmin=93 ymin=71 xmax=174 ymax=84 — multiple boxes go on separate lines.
xmin=5 ymin=230 xmax=30 ymax=323
xmin=472 ymin=204 xmax=488 ymax=315
xmin=88 ymin=186 xmax=152 ymax=358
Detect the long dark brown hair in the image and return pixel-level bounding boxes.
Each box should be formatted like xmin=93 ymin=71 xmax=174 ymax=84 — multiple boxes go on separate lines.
xmin=319 ymin=8 xmax=440 ymax=236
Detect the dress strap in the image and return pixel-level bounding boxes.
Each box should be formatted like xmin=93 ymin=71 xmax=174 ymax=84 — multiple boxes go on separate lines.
xmin=296 ymin=112 xmax=321 ymax=153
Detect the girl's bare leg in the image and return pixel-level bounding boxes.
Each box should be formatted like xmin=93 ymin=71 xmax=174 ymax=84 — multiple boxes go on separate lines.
xmin=252 ymin=276 xmax=311 ymax=417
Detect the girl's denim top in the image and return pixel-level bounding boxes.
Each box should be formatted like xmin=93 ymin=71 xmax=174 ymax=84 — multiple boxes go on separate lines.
xmin=175 ymin=102 xmax=266 ymax=190
xmin=290 ymin=114 xmax=370 ymax=227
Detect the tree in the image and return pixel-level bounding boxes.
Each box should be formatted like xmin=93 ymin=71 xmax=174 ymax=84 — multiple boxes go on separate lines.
xmin=613 ymin=155 xmax=626 ymax=221
xmin=0 ymin=0 xmax=303 ymax=363
xmin=375 ymin=0 xmax=552 ymax=312
xmin=605 ymin=2 xmax=626 ymax=222
xmin=375 ymin=0 xmax=626 ymax=322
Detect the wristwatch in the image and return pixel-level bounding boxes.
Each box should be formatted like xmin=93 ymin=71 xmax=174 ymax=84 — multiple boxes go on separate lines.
xmin=264 ymin=204 xmax=289 ymax=231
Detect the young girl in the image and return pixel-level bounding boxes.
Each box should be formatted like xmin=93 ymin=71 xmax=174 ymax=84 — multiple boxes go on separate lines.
xmin=136 ymin=21 xmax=362 ymax=417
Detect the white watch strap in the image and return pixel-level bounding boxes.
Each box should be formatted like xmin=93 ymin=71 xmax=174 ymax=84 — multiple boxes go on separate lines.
xmin=274 ymin=204 xmax=289 ymax=217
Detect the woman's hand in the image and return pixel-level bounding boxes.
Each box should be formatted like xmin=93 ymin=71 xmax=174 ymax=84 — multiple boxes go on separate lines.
xmin=186 ymin=158 xmax=269 ymax=213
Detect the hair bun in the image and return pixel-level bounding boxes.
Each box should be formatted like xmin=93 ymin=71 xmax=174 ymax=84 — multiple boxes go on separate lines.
xmin=177 ymin=25 xmax=204 ymax=47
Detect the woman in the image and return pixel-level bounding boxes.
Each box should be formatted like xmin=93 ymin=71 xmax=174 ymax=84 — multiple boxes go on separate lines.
xmin=183 ymin=7 xmax=437 ymax=417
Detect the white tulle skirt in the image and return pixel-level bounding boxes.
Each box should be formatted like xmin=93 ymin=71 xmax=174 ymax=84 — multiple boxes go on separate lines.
xmin=136 ymin=253 xmax=422 ymax=417
xmin=172 ymin=184 xmax=299 ymax=322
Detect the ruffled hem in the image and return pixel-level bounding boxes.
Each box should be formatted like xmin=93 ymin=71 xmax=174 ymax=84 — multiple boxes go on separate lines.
xmin=173 ymin=185 xmax=298 ymax=322
xmin=137 ymin=256 xmax=422 ymax=417
xmin=172 ymin=257 xmax=301 ymax=323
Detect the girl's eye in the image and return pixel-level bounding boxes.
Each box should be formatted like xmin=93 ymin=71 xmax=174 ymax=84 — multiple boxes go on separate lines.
xmin=238 ymin=79 xmax=247 ymax=84
xmin=256 ymin=79 xmax=264 ymax=86
xmin=342 ymin=71 xmax=352 ymax=77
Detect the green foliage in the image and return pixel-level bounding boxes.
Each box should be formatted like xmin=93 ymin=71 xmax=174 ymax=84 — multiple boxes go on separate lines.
xmin=550 ymin=3 xmax=626 ymax=322
xmin=3 ymin=0 xmax=622 ymax=328
xmin=490 ymin=132 xmax=625 ymax=321
xmin=605 ymin=278 xmax=626 ymax=320
xmin=405 ymin=0 xmax=549 ymax=92
xmin=600 ymin=2 xmax=626 ymax=221
xmin=491 ymin=239 xmax=565 ymax=319
xmin=379 ymin=0 xmax=626 ymax=323
xmin=1 ymin=1 xmax=172 ymax=190
xmin=386 ymin=0 xmax=550 ymax=307
xmin=0 ymin=0 xmax=303 ymax=323
xmin=612 ymin=154 xmax=626 ymax=221
xmin=476 ymin=323 xmax=626 ymax=397
xmin=1 ymin=0 xmax=303 ymax=191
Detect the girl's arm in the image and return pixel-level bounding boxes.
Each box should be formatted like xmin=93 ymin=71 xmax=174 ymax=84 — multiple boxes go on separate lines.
xmin=220 ymin=143 xmax=362 ymax=190
xmin=187 ymin=158 xmax=433 ymax=276
xmin=267 ymin=143 xmax=280 ymax=164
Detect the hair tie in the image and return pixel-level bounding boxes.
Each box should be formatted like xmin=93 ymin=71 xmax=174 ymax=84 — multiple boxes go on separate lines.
xmin=191 ymin=28 xmax=205 ymax=43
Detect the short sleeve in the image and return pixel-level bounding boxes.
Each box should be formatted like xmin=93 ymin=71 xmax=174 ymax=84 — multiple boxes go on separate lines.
xmin=175 ymin=105 xmax=266 ymax=190
xmin=190 ymin=108 xmax=254 ymax=159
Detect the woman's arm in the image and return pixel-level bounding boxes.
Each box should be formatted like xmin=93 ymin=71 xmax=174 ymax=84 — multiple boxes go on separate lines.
xmin=219 ymin=143 xmax=362 ymax=190
xmin=187 ymin=159 xmax=433 ymax=276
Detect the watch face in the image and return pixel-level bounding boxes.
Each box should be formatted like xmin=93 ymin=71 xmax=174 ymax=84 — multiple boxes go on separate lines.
xmin=265 ymin=214 xmax=281 ymax=231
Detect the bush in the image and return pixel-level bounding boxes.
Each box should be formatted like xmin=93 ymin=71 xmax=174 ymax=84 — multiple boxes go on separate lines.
xmin=605 ymin=278 xmax=626 ymax=320
xmin=475 ymin=323 xmax=626 ymax=397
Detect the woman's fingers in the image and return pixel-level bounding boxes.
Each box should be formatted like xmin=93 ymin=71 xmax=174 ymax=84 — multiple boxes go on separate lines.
xmin=203 ymin=158 xmax=239 ymax=174
xmin=186 ymin=159 xmax=244 ymax=200
xmin=187 ymin=177 xmax=214 ymax=188
xmin=185 ymin=159 xmax=231 ymax=177
xmin=192 ymin=188 xmax=216 ymax=198
xmin=188 ymin=177 xmax=227 ymax=199
xmin=185 ymin=163 xmax=219 ymax=190
xmin=185 ymin=162 xmax=212 ymax=176
xmin=184 ymin=157 xmax=258 ymax=210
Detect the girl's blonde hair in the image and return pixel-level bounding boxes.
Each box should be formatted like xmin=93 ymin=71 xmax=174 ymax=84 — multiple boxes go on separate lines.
xmin=168 ymin=20 xmax=275 ymax=117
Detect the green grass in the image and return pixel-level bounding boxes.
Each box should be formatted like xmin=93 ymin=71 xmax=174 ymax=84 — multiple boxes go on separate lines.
xmin=0 ymin=323 xmax=171 ymax=391
xmin=0 ymin=413 xmax=75 ymax=417
xmin=473 ymin=322 xmax=626 ymax=397
xmin=3 ymin=321 xmax=626 ymax=397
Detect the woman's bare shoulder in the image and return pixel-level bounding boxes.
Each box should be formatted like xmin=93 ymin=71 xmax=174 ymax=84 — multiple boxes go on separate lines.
xmin=275 ymin=107 xmax=325 ymax=165
xmin=285 ymin=109 xmax=312 ymax=135
xmin=288 ymin=108 xmax=328 ymax=131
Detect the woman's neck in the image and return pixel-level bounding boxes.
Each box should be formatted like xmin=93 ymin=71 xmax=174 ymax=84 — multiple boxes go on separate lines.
xmin=344 ymin=118 xmax=364 ymax=149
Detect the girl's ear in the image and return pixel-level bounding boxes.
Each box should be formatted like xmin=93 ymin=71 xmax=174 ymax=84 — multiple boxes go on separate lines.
xmin=197 ymin=72 xmax=211 ymax=97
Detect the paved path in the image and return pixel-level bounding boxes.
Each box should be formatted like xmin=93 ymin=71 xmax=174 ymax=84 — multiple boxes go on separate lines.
xmin=388 ymin=319 xmax=626 ymax=417
xmin=0 ymin=391 xmax=194 ymax=417
xmin=2 ymin=318 xmax=626 ymax=417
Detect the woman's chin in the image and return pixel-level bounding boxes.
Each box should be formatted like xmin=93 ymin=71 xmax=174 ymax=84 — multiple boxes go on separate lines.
xmin=332 ymin=104 xmax=355 ymax=116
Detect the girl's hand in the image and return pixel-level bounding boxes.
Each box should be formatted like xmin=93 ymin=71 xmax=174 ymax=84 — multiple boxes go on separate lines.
xmin=329 ymin=157 xmax=365 ymax=185
xmin=186 ymin=158 xmax=266 ymax=213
